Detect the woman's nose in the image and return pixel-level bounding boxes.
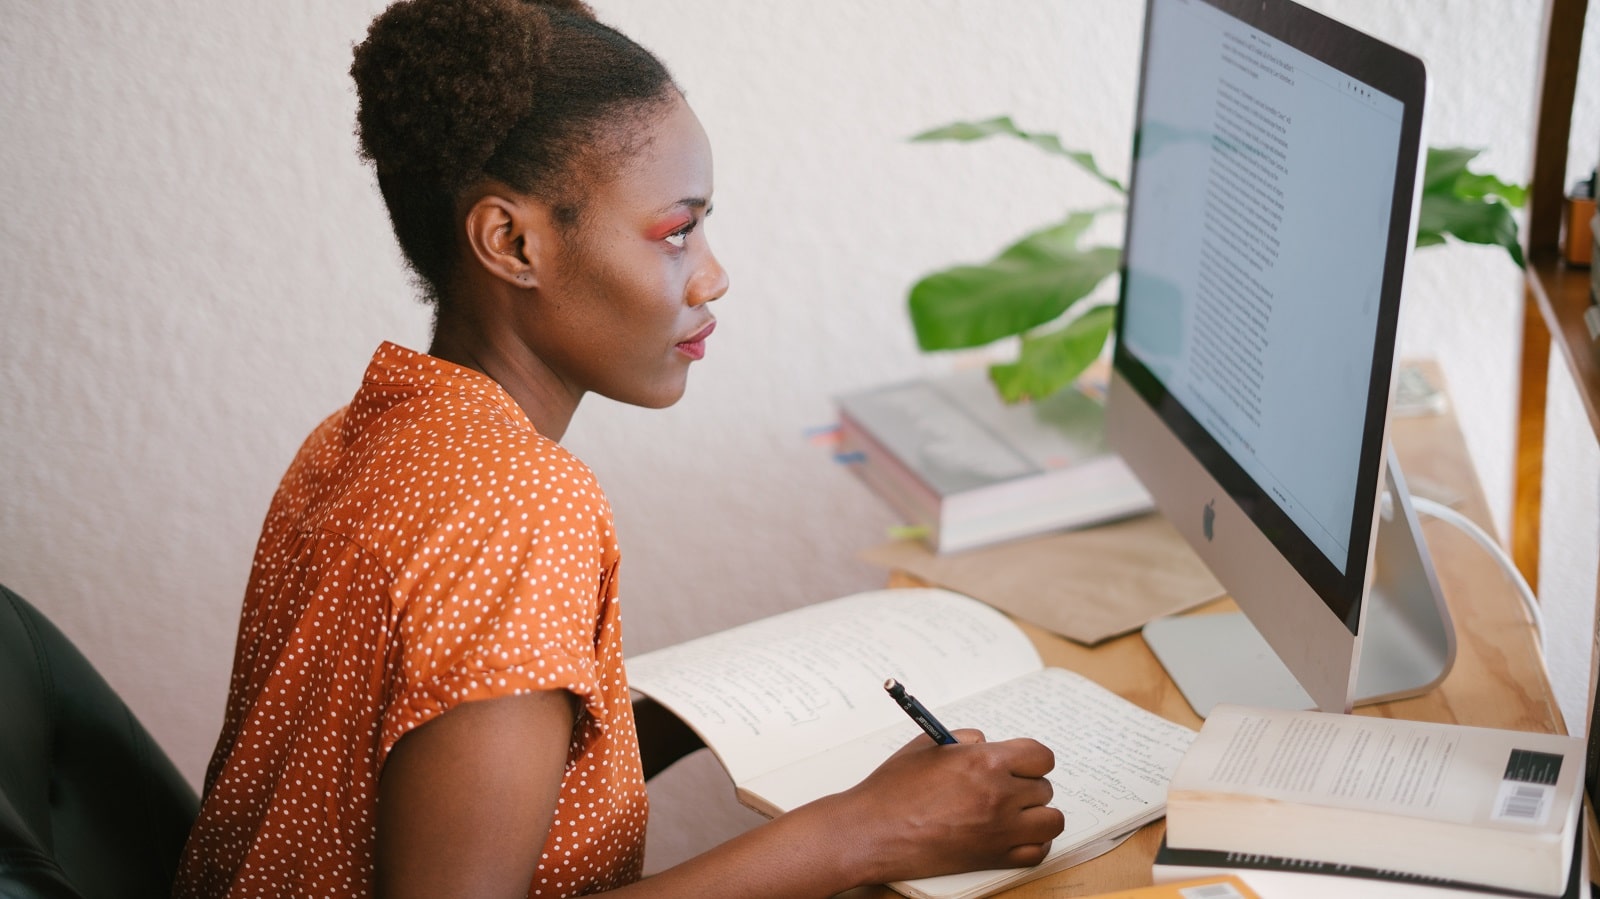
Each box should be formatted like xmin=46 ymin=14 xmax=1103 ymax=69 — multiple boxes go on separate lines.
xmin=690 ymin=249 xmax=729 ymax=306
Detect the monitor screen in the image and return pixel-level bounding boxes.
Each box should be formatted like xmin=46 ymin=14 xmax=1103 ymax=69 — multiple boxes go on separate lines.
xmin=1108 ymin=0 xmax=1432 ymax=713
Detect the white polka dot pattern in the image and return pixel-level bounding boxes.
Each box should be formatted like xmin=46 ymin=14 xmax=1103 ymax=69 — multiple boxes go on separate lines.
xmin=174 ymin=343 xmax=648 ymax=898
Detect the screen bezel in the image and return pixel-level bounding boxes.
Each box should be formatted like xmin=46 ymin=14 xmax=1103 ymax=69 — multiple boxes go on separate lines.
xmin=1111 ymin=0 xmax=1427 ymax=634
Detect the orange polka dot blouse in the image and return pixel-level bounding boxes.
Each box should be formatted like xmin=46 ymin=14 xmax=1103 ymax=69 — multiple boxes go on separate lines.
xmin=175 ymin=342 xmax=649 ymax=898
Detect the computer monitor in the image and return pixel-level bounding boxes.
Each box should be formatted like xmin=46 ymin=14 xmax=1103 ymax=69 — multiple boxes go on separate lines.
xmin=1106 ymin=0 xmax=1455 ymax=715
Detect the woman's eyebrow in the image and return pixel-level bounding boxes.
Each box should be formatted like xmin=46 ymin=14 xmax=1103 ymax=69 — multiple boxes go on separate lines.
xmin=657 ymin=197 xmax=710 ymax=214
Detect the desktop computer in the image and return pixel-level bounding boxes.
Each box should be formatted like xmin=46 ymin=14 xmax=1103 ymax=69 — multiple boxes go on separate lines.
xmin=1107 ymin=0 xmax=1454 ymax=715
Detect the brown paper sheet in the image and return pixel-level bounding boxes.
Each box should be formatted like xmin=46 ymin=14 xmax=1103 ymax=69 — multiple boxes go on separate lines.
xmin=859 ymin=514 xmax=1222 ymax=646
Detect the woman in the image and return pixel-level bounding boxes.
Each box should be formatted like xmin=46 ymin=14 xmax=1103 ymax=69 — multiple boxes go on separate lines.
xmin=173 ymin=2 xmax=1064 ymax=896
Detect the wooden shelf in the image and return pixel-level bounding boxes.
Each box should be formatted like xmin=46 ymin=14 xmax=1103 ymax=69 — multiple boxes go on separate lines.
xmin=1513 ymin=0 xmax=1594 ymax=590
xmin=1509 ymin=0 xmax=1596 ymax=882
xmin=1526 ymin=254 xmax=1600 ymax=440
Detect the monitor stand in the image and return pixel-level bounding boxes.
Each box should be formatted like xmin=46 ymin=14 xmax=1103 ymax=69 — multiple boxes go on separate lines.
xmin=1141 ymin=447 xmax=1456 ymax=717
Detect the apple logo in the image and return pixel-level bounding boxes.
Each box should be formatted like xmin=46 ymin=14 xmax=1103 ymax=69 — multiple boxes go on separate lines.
xmin=1202 ymin=499 xmax=1216 ymax=541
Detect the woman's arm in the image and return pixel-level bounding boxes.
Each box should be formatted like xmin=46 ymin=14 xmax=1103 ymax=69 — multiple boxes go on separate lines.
xmin=374 ymin=691 xmax=576 ymax=899
xmin=624 ymin=729 xmax=1063 ymax=898
xmin=378 ymin=693 xmax=1063 ymax=899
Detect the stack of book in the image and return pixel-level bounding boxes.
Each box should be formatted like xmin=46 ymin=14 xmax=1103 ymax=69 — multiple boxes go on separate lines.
xmin=1153 ymin=704 xmax=1588 ymax=898
xmin=833 ymin=369 xmax=1152 ymax=554
xmin=1153 ymin=843 xmax=1585 ymax=898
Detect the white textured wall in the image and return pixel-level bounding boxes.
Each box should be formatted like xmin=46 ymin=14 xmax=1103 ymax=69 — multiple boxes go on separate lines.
xmin=2 ymin=0 xmax=1596 ymax=873
xmin=1539 ymin=358 xmax=1600 ymax=736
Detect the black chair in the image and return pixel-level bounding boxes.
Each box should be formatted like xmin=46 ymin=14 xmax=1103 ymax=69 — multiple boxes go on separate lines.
xmin=0 ymin=583 xmax=198 ymax=899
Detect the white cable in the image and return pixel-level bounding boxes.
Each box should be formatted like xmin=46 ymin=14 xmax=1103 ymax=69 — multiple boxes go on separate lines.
xmin=1408 ymin=494 xmax=1545 ymax=645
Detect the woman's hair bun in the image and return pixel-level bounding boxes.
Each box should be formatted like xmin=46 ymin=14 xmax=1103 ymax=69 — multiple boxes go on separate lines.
xmin=350 ymin=0 xmax=674 ymax=303
xmin=529 ymin=0 xmax=595 ymax=15
xmin=354 ymin=0 xmax=563 ymax=190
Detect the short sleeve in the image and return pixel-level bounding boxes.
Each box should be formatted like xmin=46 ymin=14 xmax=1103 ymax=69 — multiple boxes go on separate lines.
xmin=377 ymin=439 xmax=617 ymax=768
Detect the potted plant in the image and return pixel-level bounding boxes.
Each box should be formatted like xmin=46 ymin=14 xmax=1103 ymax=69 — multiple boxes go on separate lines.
xmin=906 ymin=116 xmax=1528 ymax=402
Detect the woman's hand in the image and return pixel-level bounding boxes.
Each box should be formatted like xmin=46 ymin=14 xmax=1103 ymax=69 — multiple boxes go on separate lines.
xmin=548 ymin=726 xmax=1063 ymax=898
xmin=827 ymin=728 xmax=1065 ymax=887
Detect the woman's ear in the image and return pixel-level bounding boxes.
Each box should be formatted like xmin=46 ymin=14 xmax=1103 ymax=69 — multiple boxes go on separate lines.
xmin=463 ymin=191 xmax=552 ymax=289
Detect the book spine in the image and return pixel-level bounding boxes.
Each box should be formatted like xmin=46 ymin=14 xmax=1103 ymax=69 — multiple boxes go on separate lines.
xmin=1153 ymin=839 xmax=1577 ymax=899
xmin=835 ymin=411 xmax=944 ymax=546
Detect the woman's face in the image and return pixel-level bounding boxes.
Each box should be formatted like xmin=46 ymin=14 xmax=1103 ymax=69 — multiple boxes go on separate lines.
xmin=518 ymin=93 xmax=729 ymax=410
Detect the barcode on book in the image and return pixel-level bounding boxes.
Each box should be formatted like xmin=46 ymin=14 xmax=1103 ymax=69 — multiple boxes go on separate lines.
xmin=1493 ymin=781 xmax=1553 ymax=824
xmin=1492 ymin=748 xmax=1561 ymax=825
xmin=1179 ymin=885 xmax=1246 ymax=899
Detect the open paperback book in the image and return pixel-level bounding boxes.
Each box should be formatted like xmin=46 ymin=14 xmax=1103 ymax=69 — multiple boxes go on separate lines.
xmin=625 ymin=588 xmax=1197 ymax=899
xmin=1164 ymin=704 xmax=1585 ymax=897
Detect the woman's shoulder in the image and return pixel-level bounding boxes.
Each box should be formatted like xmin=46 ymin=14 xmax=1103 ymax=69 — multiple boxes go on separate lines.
xmin=374 ymin=391 xmax=606 ymax=509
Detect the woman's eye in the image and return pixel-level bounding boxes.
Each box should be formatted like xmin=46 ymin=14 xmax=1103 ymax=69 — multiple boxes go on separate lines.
xmin=664 ymin=218 xmax=699 ymax=249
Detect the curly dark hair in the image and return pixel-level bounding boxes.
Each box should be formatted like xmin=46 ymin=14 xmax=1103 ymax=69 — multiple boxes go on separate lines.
xmin=350 ymin=0 xmax=677 ymax=305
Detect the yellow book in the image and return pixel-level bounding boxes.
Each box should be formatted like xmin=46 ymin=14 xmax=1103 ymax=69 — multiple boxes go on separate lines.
xmin=1084 ymin=874 xmax=1260 ymax=898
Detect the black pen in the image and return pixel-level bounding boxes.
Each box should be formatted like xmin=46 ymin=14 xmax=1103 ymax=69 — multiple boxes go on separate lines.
xmin=883 ymin=677 xmax=958 ymax=745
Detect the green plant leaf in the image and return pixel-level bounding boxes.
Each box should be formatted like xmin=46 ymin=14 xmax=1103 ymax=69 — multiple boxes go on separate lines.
xmin=988 ymin=304 xmax=1117 ymax=402
xmin=1416 ymin=192 xmax=1525 ymax=268
xmin=911 ymin=116 xmax=1126 ymax=194
xmin=909 ymin=212 xmax=1121 ymax=350
xmin=1417 ymin=147 xmax=1527 ymax=268
xmin=1422 ymin=146 xmax=1481 ymax=193
xmin=1424 ymin=147 xmax=1527 ymax=207
xmin=1452 ymin=172 xmax=1528 ymax=208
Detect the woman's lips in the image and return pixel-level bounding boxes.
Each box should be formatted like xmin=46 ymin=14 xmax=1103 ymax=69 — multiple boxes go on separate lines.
xmin=677 ymin=321 xmax=715 ymax=360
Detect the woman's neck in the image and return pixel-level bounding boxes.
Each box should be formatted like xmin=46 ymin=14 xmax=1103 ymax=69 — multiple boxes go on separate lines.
xmin=428 ymin=305 xmax=579 ymax=441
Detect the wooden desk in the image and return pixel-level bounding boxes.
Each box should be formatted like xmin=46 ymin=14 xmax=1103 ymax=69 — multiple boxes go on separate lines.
xmin=853 ymin=365 xmax=1566 ymax=897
